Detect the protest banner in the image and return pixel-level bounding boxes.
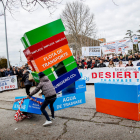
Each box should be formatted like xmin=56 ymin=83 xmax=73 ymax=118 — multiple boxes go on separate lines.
xmin=79 ymin=66 xmax=140 ymax=83
xmin=0 ymin=75 xmax=18 ymax=91
xmin=82 ymin=46 xmax=101 ymax=56
xmin=100 ymin=39 xmax=131 ymax=54
xmin=132 ymin=35 xmax=138 ymax=44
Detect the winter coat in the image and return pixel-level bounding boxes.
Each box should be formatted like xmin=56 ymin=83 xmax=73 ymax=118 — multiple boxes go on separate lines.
xmin=98 ymin=63 xmax=106 ymax=68
xmin=12 ymin=70 xmax=18 ymax=75
xmin=30 ymin=76 xmax=56 ymax=98
xmin=22 ymin=71 xmax=32 ymax=86
xmin=126 ymin=64 xmax=133 ymax=67
xmin=5 ymin=70 xmax=13 ymax=76
xmin=90 ymin=63 xmax=97 ymax=69
xmin=137 ymin=62 xmax=140 ymax=66
xmin=113 ymin=58 xmax=119 ymax=62
xmin=0 ymin=72 xmax=5 ymax=77
xmin=108 ymin=64 xmax=116 ymax=68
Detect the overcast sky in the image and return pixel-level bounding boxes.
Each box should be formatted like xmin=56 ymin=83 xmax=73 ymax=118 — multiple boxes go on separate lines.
xmin=0 ymin=0 xmax=140 ymax=66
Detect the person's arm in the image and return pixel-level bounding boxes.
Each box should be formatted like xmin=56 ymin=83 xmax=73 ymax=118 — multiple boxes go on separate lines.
xmin=30 ymin=83 xmax=43 ymax=96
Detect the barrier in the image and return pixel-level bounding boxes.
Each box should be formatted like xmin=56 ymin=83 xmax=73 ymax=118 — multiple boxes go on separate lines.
xmin=79 ymin=66 xmax=140 ymax=83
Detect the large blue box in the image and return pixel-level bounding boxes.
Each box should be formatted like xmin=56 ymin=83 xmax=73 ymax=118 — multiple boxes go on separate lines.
xmin=52 ymin=68 xmax=81 ymax=93
xmin=53 ymin=92 xmax=86 ymax=111
xmin=95 ymin=82 xmax=140 ymax=104
xmin=42 ymin=92 xmax=86 ymax=111
xmin=12 ymin=96 xmax=44 ymax=115
xmin=62 ymin=79 xmax=86 ymax=94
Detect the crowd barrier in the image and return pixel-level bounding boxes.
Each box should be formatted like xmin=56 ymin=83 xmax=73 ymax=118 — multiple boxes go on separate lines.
xmin=0 ymin=75 xmax=18 ymax=91
xmin=79 ymin=66 xmax=140 ymax=83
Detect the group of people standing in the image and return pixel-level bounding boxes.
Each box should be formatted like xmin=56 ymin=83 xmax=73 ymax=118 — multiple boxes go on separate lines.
xmin=76 ymin=53 xmax=140 ymax=69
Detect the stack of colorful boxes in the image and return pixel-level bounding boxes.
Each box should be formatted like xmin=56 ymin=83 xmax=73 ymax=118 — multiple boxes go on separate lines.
xmin=22 ymin=19 xmax=80 ymax=93
xmin=18 ymin=19 xmax=86 ymax=112
xmin=95 ymin=82 xmax=140 ymax=121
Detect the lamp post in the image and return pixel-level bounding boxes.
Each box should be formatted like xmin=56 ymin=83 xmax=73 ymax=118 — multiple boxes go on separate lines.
xmin=0 ymin=0 xmax=10 ymax=68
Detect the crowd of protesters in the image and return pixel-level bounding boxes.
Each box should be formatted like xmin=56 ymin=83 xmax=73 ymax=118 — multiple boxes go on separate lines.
xmin=0 ymin=64 xmax=36 ymax=89
xmin=76 ymin=52 xmax=140 ymax=69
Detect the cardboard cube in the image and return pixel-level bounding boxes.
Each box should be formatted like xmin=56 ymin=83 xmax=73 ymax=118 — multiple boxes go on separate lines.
xmin=23 ymin=32 xmax=68 ymax=60
xmin=95 ymin=82 xmax=140 ymax=121
xmin=12 ymin=96 xmax=44 ymax=115
xmin=62 ymin=79 xmax=86 ymax=94
xmin=23 ymin=19 xmax=65 ymax=47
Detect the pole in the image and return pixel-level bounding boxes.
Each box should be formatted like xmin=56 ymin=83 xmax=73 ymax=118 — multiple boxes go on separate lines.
xmin=1 ymin=0 xmax=10 ymax=68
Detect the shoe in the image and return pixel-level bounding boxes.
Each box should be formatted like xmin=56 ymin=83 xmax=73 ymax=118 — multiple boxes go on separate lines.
xmin=43 ymin=120 xmax=52 ymax=126
xmin=50 ymin=117 xmax=55 ymax=120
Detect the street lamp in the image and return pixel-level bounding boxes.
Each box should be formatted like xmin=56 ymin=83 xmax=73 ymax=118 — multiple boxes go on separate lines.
xmin=0 ymin=0 xmax=10 ymax=68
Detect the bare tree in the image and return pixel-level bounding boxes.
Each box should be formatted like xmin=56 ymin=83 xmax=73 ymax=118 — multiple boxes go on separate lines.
xmin=60 ymin=1 xmax=96 ymax=58
xmin=0 ymin=0 xmax=62 ymax=16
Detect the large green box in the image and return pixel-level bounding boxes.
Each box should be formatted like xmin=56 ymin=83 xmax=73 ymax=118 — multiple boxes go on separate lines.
xmin=63 ymin=56 xmax=77 ymax=72
xmin=24 ymin=19 xmax=65 ymax=47
xmin=21 ymin=37 xmax=29 ymax=49
xmin=31 ymin=72 xmax=40 ymax=83
xmin=43 ymin=68 xmax=56 ymax=82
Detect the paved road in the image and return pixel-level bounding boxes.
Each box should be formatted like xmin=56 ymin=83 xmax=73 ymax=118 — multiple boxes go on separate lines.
xmin=0 ymin=85 xmax=140 ymax=140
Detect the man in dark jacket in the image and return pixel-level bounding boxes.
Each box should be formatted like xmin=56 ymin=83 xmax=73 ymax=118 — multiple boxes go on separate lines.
xmin=128 ymin=55 xmax=135 ymax=61
xmin=98 ymin=60 xmax=106 ymax=68
xmin=29 ymin=72 xmax=56 ymax=126
xmin=0 ymin=69 xmax=5 ymax=77
xmin=113 ymin=56 xmax=119 ymax=62
xmin=5 ymin=68 xmax=13 ymax=76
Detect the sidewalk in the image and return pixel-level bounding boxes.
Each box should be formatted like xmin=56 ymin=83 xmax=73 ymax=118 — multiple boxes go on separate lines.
xmin=0 ymin=85 xmax=140 ymax=140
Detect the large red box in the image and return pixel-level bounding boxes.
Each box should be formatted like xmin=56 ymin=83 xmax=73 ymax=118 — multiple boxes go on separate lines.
xmin=23 ymin=32 xmax=68 ymax=61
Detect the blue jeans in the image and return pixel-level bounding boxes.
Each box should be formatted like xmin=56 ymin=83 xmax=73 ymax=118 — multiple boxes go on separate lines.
xmin=40 ymin=98 xmax=56 ymax=121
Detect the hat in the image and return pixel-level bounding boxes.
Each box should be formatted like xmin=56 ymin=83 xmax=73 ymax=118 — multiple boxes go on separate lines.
xmin=38 ymin=72 xmax=45 ymax=78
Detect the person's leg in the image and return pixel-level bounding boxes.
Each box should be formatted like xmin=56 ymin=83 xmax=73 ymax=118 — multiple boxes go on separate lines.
xmin=40 ymin=100 xmax=51 ymax=121
xmin=49 ymin=98 xmax=56 ymax=118
xmin=25 ymin=85 xmax=31 ymax=95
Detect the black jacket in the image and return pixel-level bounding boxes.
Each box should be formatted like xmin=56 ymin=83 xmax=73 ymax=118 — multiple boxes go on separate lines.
xmin=12 ymin=70 xmax=18 ymax=75
xmin=22 ymin=71 xmax=32 ymax=86
xmin=98 ymin=63 xmax=106 ymax=68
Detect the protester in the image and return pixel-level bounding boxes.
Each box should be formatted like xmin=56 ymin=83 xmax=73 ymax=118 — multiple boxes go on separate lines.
xmin=95 ymin=57 xmax=99 ymax=64
xmin=12 ymin=67 xmax=18 ymax=76
xmin=117 ymin=60 xmax=125 ymax=67
xmin=87 ymin=58 xmax=91 ymax=68
xmin=5 ymin=68 xmax=13 ymax=76
xmin=17 ymin=68 xmax=23 ymax=88
xmin=22 ymin=69 xmax=33 ymax=96
xmin=119 ymin=56 xmax=125 ymax=61
xmin=29 ymin=72 xmax=56 ymax=126
xmin=126 ymin=60 xmax=133 ymax=67
xmin=128 ymin=55 xmax=135 ymax=61
xmin=123 ymin=54 xmax=128 ymax=61
xmin=113 ymin=56 xmax=119 ymax=62
xmin=90 ymin=60 xmax=97 ymax=69
xmin=108 ymin=60 xmax=116 ymax=68
xmin=136 ymin=61 xmax=140 ymax=66
xmin=98 ymin=60 xmax=106 ymax=68
xmin=78 ymin=62 xmax=84 ymax=69
xmin=0 ymin=69 xmax=5 ymax=77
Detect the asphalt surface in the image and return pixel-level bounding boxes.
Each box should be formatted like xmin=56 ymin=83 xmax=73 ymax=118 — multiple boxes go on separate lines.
xmin=0 ymin=85 xmax=140 ymax=140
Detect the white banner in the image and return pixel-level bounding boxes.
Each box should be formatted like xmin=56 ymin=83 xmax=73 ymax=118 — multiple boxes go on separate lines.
xmin=0 ymin=75 xmax=18 ymax=91
xmin=132 ymin=35 xmax=138 ymax=44
xmin=79 ymin=66 xmax=140 ymax=83
xmin=100 ymin=39 xmax=131 ymax=54
xmin=82 ymin=46 xmax=101 ymax=56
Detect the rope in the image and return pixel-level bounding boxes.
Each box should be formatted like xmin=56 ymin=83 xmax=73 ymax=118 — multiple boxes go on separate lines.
xmin=14 ymin=97 xmax=43 ymax=122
